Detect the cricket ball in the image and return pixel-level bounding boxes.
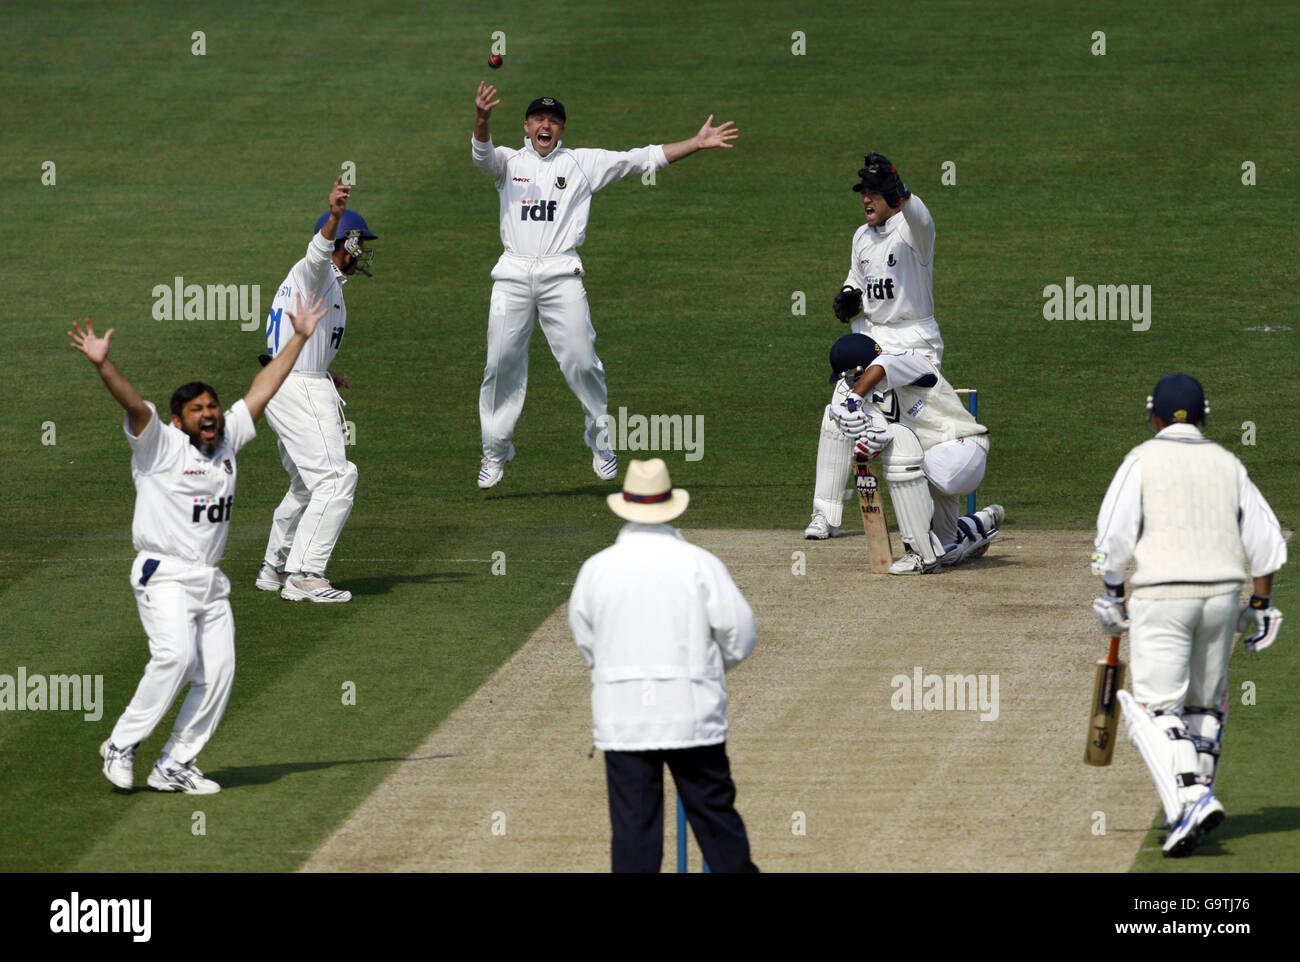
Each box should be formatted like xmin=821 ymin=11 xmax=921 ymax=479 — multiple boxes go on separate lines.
xmin=488 ymin=54 xmax=503 ymax=69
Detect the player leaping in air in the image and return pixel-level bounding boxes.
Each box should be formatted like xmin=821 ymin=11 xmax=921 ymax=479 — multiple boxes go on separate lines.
xmin=470 ymin=82 xmax=738 ymax=489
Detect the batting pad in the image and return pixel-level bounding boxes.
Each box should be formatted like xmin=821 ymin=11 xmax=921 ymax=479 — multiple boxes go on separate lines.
xmin=882 ymin=424 xmax=936 ymax=563
xmin=813 ymin=406 xmax=854 ymax=528
xmin=1117 ymin=689 xmax=1191 ymax=825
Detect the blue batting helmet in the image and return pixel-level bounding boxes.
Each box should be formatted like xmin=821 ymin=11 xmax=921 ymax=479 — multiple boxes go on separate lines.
xmin=314 ymin=209 xmax=378 ymax=240
xmin=829 ymin=332 xmax=882 ymax=384
xmin=314 ymin=210 xmax=378 ymax=276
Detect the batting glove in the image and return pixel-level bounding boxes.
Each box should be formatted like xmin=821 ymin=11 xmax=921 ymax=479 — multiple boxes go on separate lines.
xmin=1092 ymin=583 xmax=1129 ymax=635
xmin=1237 ymin=595 xmax=1283 ymax=652
xmin=833 ymin=286 xmax=864 ymax=323
xmin=854 ymin=423 xmax=893 ymax=460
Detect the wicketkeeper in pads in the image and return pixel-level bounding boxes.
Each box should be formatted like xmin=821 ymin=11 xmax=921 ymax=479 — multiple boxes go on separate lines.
xmin=71 ymin=294 xmax=328 ymax=794
xmin=569 ymin=459 xmax=758 ymax=872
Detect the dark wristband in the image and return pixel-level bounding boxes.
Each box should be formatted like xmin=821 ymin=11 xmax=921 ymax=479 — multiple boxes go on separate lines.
xmin=1249 ymin=594 xmax=1270 ymax=610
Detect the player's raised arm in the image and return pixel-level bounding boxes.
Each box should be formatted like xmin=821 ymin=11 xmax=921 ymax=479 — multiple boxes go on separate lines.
xmin=473 ymin=81 xmax=500 ymax=144
xmin=662 ymin=115 xmax=739 ymax=163
xmin=243 ymin=293 xmax=327 ymax=423
xmin=69 ymin=318 xmax=151 ymax=435
xmin=319 ymin=176 xmax=350 ymax=243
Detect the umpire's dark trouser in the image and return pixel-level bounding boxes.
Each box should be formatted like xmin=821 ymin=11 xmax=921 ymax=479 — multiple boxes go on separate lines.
xmin=604 ymin=742 xmax=758 ymax=873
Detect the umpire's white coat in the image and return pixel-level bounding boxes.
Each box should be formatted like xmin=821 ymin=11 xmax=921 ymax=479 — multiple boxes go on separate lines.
xmin=472 ymin=136 xmax=669 ymax=458
xmin=569 ymin=524 xmax=757 ymax=751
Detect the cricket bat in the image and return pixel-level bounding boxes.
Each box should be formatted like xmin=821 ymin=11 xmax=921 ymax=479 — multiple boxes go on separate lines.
xmin=1084 ymin=636 xmax=1126 ymax=766
xmin=853 ymin=456 xmax=893 ymax=573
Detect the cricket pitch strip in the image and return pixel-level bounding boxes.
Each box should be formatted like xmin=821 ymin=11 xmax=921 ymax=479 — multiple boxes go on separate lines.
xmin=302 ymin=529 xmax=1155 ymax=872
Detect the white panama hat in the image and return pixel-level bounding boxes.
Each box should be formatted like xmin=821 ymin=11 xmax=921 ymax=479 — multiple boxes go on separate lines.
xmin=606 ymin=458 xmax=690 ymax=523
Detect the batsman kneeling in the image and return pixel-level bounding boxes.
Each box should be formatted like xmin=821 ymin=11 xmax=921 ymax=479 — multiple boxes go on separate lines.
xmin=1091 ymin=373 xmax=1287 ymax=857
xmin=827 ymin=333 xmax=1002 ymax=574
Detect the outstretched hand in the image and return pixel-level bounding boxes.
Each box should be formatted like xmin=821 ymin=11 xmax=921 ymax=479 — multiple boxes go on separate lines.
xmin=69 ymin=317 xmax=113 ymax=366
xmin=476 ymin=81 xmax=501 ymax=118
xmin=287 ymin=292 xmax=328 ymax=340
xmin=695 ymin=115 xmax=739 ymax=150
xmin=329 ymin=176 xmax=351 ymax=217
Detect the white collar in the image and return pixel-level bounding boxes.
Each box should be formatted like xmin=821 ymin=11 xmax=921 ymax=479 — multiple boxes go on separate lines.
xmin=1155 ymin=423 xmax=1204 ymax=439
xmin=523 ymin=138 xmax=564 ymax=159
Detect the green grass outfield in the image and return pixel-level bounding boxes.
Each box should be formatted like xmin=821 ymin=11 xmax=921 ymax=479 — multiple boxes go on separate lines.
xmin=1 ymin=0 xmax=1295 ymax=872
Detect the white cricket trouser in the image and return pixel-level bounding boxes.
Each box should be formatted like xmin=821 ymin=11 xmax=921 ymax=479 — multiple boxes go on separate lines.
xmin=111 ymin=553 xmax=235 ymax=764
xmin=1128 ymin=592 xmax=1236 ymax=713
xmin=479 ymin=251 xmax=608 ymax=459
xmin=264 ymin=372 xmax=357 ymax=575
xmin=812 ymin=321 xmax=945 ymax=524
xmin=925 ymin=435 xmax=989 ymax=545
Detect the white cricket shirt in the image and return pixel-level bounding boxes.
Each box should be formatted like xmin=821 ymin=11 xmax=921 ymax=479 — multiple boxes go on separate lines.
xmin=126 ymin=400 xmax=256 ymax=567
xmin=1093 ymin=424 xmax=1287 ymax=597
xmin=266 ymin=232 xmax=347 ymax=373
xmin=845 ymin=350 xmax=987 ymax=450
xmin=568 ymin=523 xmax=757 ymax=751
xmin=846 ymin=194 xmax=938 ymax=337
xmin=472 ymin=136 xmax=669 ymax=256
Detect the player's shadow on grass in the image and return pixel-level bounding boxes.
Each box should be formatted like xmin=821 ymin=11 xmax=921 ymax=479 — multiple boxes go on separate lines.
xmin=1185 ymin=806 xmax=1300 ymax=856
xmin=486 ymin=483 xmax=620 ymax=500
xmin=345 ymin=572 xmax=473 ymax=596
xmin=208 ymin=754 xmax=460 ymax=790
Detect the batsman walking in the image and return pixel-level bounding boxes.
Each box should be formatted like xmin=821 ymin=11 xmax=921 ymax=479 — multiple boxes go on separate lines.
xmin=1091 ymin=374 xmax=1286 ymax=856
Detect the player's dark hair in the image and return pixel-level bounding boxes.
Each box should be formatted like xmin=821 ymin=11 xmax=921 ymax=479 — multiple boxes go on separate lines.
xmin=170 ymin=382 xmax=220 ymax=417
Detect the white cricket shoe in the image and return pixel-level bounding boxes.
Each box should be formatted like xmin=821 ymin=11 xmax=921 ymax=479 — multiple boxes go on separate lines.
xmin=984 ymin=504 xmax=1006 ymax=528
xmin=593 ymin=449 xmax=618 ymax=482
xmin=478 ymin=442 xmax=516 ymax=490
xmin=804 ymin=511 xmax=838 ymax=540
xmin=255 ymin=562 xmax=285 ymax=591
xmin=890 ymin=550 xmax=940 ymax=575
xmin=148 ymin=759 xmax=221 ymax=795
xmin=100 ymin=739 xmax=135 ymax=790
xmin=281 ymin=573 xmax=353 ymax=603
xmin=1163 ymin=793 xmax=1225 ymax=858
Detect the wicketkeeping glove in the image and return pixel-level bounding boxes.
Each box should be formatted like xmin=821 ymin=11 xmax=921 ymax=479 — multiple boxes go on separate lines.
xmin=1092 ymin=583 xmax=1129 ymax=635
xmin=833 ymin=286 xmax=863 ymax=323
xmin=861 ymin=152 xmax=911 ymax=206
xmin=1237 ymin=595 xmax=1283 ymax=652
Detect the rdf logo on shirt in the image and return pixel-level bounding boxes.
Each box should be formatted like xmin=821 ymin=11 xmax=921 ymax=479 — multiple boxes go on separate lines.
xmin=191 ymin=495 xmax=233 ymax=523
